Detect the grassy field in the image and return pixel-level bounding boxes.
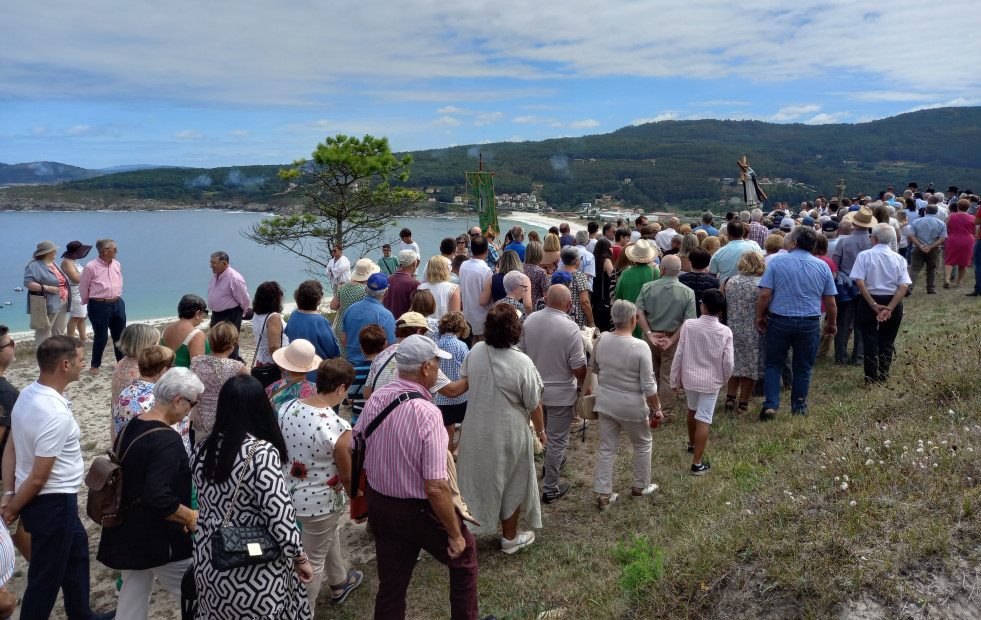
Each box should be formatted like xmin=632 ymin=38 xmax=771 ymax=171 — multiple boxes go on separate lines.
xmin=324 ymin=281 xmax=981 ymax=620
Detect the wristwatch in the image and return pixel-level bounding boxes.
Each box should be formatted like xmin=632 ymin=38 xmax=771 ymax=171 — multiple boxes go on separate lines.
xmin=2 ymin=491 xmax=13 ymax=496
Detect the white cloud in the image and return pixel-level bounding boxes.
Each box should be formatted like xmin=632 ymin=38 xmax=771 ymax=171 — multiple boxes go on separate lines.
xmin=436 ymin=105 xmax=474 ymax=115
xmin=568 ymin=119 xmax=599 ymax=129
xmin=173 ymin=129 xmax=204 ymax=140
xmin=65 ymin=125 xmax=94 ymax=136
xmin=631 ymin=112 xmax=680 ymax=125
xmin=474 ymin=111 xmax=503 ymax=126
xmin=433 ymin=115 xmax=461 ymax=126
xmin=512 ymin=115 xmax=541 ymax=123
xmin=31 ymin=125 xmax=48 ymax=135
xmin=903 ymin=97 xmax=981 ymax=113
xmin=770 ymin=105 xmax=821 ymax=122
xmin=804 ymin=112 xmax=851 ymax=125
xmin=230 ymin=130 xmax=250 ymax=137
xmin=1 ymin=1 xmax=978 ymax=108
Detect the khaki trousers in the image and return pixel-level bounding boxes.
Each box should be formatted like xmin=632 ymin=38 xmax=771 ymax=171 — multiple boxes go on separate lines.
xmin=647 ymin=336 xmax=679 ymax=414
xmin=592 ymin=413 xmax=652 ymax=495
xmin=298 ymin=511 xmax=347 ymax=609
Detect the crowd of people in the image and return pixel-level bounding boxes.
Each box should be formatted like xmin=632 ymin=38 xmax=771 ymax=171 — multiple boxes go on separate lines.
xmin=1 ymin=184 xmax=979 ymax=619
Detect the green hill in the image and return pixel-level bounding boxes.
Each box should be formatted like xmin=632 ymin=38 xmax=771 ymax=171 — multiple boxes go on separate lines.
xmin=3 ymin=107 xmax=979 ymax=211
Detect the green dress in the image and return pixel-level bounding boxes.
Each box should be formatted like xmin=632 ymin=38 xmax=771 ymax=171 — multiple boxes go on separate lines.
xmin=164 ymin=328 xmax=211 ymax=368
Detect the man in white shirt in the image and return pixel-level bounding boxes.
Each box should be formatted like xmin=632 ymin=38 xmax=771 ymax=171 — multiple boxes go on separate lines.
xmin=850 ymin=224 xmax=911 ymax=385
xmin=459 ymin=235 xmax=493 ymax=338
xmin=655 ymin=217 xmax=680 ymax=253
xmin=326 ymin=243 xmax=351 ymax=295
xmin=1 ymin=336 xmax=114 ymax=619
xmin=630 ymin=215 xmax=648 ymax=243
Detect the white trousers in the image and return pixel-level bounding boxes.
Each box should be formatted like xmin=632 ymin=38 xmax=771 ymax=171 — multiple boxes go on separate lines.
xmin=298 ymin=511 xmax=347 ymax=610
xmin=592 ymin=413 xmax=652 ymax=495
xmin=118 ymin=558 xmax=192 ymax=620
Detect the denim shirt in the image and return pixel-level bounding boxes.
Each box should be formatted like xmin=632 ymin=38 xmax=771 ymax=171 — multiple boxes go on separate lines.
xmin=23 ymin=259 xmax=72 ymax=315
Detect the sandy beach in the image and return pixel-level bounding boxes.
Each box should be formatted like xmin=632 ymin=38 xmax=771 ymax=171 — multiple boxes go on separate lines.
xmin=1 ymin=211 xmax=584 ymax=618
xmin=2 ymin=318 xmax=374 ymax=619
xmin=506 ymin=210 xmax=587 ymax=235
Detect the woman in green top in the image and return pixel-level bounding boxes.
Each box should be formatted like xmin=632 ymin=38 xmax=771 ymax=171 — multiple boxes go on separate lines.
xmin=612 ymin=239 xmax=660 ymax=338
xmin=161 ymin=294 xmax=211 ymax=367
xmin=330 ymin=259 xmax=379 ymax=333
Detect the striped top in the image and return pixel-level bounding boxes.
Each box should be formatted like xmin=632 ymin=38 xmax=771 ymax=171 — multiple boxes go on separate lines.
xmin=670 ymin=314 xmax=734 ymax=393
xmin=353 ymin=377 xmax=448 ymax=500
xmin=0 ymin=518 xmax=14 ymax=586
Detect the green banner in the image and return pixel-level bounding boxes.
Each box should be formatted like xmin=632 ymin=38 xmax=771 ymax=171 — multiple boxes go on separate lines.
xmin=466 ymin=171 xmax=498 ymax=240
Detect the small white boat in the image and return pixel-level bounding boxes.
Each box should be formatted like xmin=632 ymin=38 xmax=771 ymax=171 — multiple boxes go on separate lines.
xmin=13 ymin=287 xmax=23 ymax=292
xmin=3 ymin=301 xmax=11 ymax=305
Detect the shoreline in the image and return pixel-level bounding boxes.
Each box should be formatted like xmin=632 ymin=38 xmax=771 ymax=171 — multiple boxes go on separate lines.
xmin=506 ymin=210 xmax=587 ymax=234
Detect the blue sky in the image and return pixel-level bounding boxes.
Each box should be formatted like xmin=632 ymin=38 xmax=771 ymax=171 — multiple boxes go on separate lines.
xmin=2 ymin=0 xmax=980 ymax=169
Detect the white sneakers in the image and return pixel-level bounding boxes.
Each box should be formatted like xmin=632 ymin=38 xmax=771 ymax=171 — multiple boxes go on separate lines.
xmin=631 ymin=483 xmax=659 ymax=499
xmin=501 ymin=530 xmax=536 ymax=554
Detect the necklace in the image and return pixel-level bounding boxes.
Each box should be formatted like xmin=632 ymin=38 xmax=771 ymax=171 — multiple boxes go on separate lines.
xmin=143 ymin=406 xmax=166 ymax=423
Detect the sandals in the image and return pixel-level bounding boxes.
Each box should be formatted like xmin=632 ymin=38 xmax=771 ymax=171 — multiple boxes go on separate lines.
xmin=331 ymin=570 xmax=363 ymax=604
xmin=724 ymin=394 xmax=736 ymax=412
xmin=736 ymin=402 xmax=749 ymax=414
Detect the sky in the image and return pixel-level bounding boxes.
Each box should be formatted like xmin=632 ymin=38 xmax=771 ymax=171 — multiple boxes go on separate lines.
xmin=2 ymin=0 xmax=980 ymax=170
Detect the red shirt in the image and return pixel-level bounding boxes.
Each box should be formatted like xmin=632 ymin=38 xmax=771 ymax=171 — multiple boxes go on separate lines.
xmin=383 ymin=271 xmax=420 ymax=318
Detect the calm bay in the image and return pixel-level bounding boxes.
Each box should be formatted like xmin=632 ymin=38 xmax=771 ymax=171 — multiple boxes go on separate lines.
xmin=0 ymin=210 xmax=547 ymax=333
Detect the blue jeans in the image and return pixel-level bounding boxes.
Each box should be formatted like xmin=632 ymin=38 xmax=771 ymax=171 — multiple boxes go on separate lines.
xmin=974 ymin=240 xmax=981 ymax=294
xmin=20 ymin=493 xmax=97 ymax=619
xmin=763 ymin=316 xmax=821 ymax=414
xmin=87 ymin=298 xmax=126 ymax=368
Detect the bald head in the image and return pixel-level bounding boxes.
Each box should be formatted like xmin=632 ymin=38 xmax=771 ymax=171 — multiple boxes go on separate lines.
xmin=839 ymin=219 xmax=854 ymax=235
xmin=660 ymin=255 xmax=681 ymax=275
xmin=546 ymin=284 xmax=572 ymax=309
xmin=668 ymin=217 xmax=680 ymax=230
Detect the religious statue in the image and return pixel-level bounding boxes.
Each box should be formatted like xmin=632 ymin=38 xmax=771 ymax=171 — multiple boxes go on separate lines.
xmin=736 ymin=156 xmax=767 ymax=207
xmin=836 ymin=178 xmax=846 ymax=203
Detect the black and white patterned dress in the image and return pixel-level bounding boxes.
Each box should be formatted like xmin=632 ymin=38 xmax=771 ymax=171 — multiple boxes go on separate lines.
xmin=192 ymin=434 xmax=312 ymax=619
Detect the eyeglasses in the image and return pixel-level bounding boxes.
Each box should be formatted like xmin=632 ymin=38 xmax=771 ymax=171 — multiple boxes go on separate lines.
xmin=0 ymin=340 xmax=14 ymax=350
xmin=184 ymin=397 xmax=199 ymax=408
xmin=457 ymin=241 xmax=467 ymax=245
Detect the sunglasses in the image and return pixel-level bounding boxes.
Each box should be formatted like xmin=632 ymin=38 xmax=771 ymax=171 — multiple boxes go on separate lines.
xmin=0 ymin=340 xmax=14 ymax=350
xmin=184 ymin=396 xmax=199 ymax=408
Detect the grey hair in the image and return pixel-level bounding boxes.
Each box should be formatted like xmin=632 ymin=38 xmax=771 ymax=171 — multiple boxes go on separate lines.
xmin=153 ymin=367 xmax=204 ymax=404
xmin=395 ymin=360 xmax=423 ymax=376
xmin=660 ymin=255 xmax=681 ymax=274
xmin=511 ymin=225 xmax=524 ymax=239
xmin=210 ymin=251 xmax=229 ymax=263
xmin=672 ymin=233 xmax=684 ymax=245
xmin=117 ymin=323 xmax=161 ymax=358
xmin=871 ymin=223 xmax=896 ymax=246
xmin=574 ymin=230 xmax=589 ymax=245
xmin=739 ymin=211 xmax=751 ymax=222
xmin=838 ymin=219 xmax=854 ymax=234
xmin=95 ymin=239 xmax=115 ymax=253
xmin=883 ymin=192 xmax=894 ymax=201
xmin=366 ymin=287 xmax=387 ymax=300
xmin=925 ymin=204 xmax=938 ymax=215
xmin=788 ymin=225 xmax=818 ymax=252
xmin=503 ymin=270 xmax=525 ymax=293
xmin=610 ymin=299 xmax=637 ymax=329
xmin=751 ymin=208 xmax=763 ymax=221
xmin=560 ymin=246 xmax=581 ymax=265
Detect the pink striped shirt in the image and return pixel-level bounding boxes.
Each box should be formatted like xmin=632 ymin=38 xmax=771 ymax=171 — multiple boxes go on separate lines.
xmin=670 ymin=314 xmax=734 ymax=393
xmin=353 ymin=377 xmax=447 ymax=500
xmin=78 ymin=258 xmax=123 ymax=303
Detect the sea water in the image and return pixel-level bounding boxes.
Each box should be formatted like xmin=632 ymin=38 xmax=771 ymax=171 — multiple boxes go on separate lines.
xmin=0 ymin=210 xmax=546 ymax=333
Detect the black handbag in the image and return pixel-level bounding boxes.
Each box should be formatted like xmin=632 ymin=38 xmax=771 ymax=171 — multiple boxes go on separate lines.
xmin=210 ymin=439 xmax=281 ymax=570
xmin=250 ymin=315 xmax=282 ymax=389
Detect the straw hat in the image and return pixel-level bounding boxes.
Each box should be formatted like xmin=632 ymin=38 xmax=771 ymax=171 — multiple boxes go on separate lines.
xmin=33 ymin=240 xmax=59 ymax=258
xmin=271 ymin=339 xmax=322 ymax=373
xmin=351 ymin=258 xmax=380 ymax=281
xmin=844 ymin=205 xmax=878 ymax=229
xmin=624 ymin=238 xmax=657 ymax=263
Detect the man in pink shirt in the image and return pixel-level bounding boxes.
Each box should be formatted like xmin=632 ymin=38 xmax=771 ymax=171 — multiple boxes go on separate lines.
xmin=353 ymin=335 xmax=478 ymax=619
xmin=670 ymin=289 xmax=733 ymax=476
xmin=78 ymin=238 xmax=125 ymax=374
xmin=207 ymin=251 xmax=251 ymax=361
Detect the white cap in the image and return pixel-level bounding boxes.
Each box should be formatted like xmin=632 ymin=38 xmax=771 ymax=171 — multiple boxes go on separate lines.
xmin=396 ymin=335 xmax=451 ymax=365
xmin=397 ymin=249 xmax=419 ymax=266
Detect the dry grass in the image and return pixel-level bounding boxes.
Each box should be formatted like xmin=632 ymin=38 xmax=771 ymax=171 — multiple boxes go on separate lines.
xmin=322 ymin=284 xmax=981 ymax=620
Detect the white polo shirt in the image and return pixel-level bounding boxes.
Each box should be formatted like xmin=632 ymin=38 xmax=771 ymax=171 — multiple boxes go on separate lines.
xmin=12 ymin=381 xmax=84 ymax=494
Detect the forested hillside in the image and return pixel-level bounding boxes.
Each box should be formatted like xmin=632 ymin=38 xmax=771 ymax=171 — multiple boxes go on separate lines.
xmin=3 ymin=107 xmax=979 ymax=211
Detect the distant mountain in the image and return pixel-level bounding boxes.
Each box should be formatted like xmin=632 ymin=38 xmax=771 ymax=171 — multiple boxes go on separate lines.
xmin=0 ymin=161 xmax=100 ymax=185
xmin=3 ymin=107 xmax=979 ymax=211
xmin=93 ymin=164 xmax=183 ymax=174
